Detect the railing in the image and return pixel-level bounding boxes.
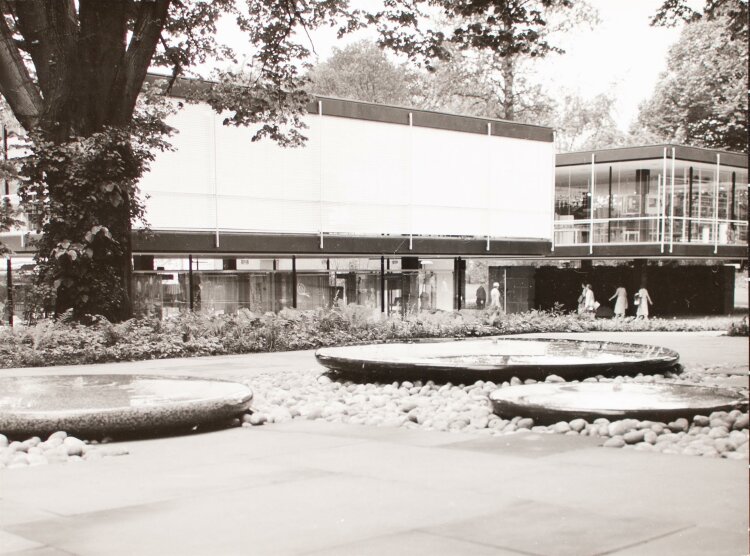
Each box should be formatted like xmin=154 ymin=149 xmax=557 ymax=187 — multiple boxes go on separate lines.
xmin=554 ymin=216 xmax=748 ymax=247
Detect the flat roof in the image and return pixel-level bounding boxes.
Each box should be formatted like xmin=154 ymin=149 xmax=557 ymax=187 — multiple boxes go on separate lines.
xmin=145 ymin=73 xmax=554 ymax=143
xmin=557 ymin=144 xmax=748 ymax=168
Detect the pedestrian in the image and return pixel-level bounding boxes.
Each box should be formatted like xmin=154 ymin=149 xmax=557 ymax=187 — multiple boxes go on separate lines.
xmin=489 ymin=282 xmax=503 ymax=313
xmin=475 ymin=284 xmax=486 ymax=309
xmin=635 ymin=285 xmax=653 ymax=319
xmin=608 ymin=285 xmax=628 ymax=318
xmin=583 ymin=283 xmax=597 ymax=315
xmin=577 ymin=283 xmax=587 ymax=315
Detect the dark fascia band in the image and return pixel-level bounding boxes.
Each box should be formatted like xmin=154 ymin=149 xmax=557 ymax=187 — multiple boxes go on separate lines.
xmin=131 ymin=230 xmax=551 ymax=257
xmin=144 ymin=73 xmax=554 ymax=143
xmin=557 ymin=144 xmax=748 ymax=169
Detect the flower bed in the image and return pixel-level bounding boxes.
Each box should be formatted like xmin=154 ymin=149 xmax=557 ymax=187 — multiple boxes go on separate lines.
xmin=0 ymin=307 xmax=745 ymax=369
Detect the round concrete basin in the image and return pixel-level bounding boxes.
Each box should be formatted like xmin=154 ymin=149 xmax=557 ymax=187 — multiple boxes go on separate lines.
xmin=315 ymin=338 xmax=680 ymax=383
xmin=0 ymin=374 xmax=253 ymax=437
xmin=489 ymin=382 xmax=746 ymax=424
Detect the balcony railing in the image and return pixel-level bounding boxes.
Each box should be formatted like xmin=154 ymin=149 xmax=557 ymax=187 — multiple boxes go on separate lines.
xmin=554 ymin=216 xmax=748 ymax=248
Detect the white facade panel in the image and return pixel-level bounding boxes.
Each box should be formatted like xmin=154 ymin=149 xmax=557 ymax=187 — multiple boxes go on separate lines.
xmin=138 ymin=102 xmax=554 ymax=241
xmin=217 ymin=197 xmax=320 ymax=233
xmin=412 ymin=126 xmax=488 ymax=211
xmin=141 ymin=104 xmax=213 ymax=195
xmin=321 ymin=116 xmax=410 ymax=206
xmin=145 ymin=191 xmax=216 ymax=229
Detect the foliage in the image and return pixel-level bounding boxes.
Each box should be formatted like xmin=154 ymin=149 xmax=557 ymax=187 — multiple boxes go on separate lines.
xmin=307 ymin=40 xmax=421 ymax=106
xmin=553 ymin=91 xmax=630 ymax=153
xmin=652 ymin=0 xmax=748 ymax=41
xmin=0 ymin=307 xmax=741 ymax=369
xmin=17 ymin=98 xmax=174 ymax=321
xmin=636 ymin=4 xmax=748 ymax=152
xmin=727 ymin=316 xmax=749 ymax=336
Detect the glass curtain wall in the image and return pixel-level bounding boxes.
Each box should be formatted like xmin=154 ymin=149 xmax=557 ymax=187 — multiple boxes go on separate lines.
xmin=132 ymin=256 xmax=456 ymax=318
xmin=554 ymin=156 xmax=747 ymax=247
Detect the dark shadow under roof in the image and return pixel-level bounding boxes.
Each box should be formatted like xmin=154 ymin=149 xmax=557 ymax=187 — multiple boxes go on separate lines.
xmin=557 ymin=144 xmax=748 ymax=168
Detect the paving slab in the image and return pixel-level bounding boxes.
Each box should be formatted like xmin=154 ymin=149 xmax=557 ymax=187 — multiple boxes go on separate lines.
xmin=2 ymin=420 xmax=747 ymax=556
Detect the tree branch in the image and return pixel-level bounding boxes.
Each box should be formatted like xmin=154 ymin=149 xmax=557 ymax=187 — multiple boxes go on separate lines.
xmin=110 ymin=0 xmax=171 ymax=125
xmin=0 ymin=7 xmax=43 ymax=130
xmin=10 ymin=0 xmax=55 ymax=96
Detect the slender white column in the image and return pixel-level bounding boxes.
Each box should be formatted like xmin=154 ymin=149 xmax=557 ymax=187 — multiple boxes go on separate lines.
xmin=210 ymin=111 xmax=219 ymax=248
xmin=318 ymin=101 xmax=324 ymax=249
xmin=669 ymin=147 xmax=675 ymax=252
xmin=589 ymin=154 xmax=594 ymax=255
xmin=486 ymin=122 xmax=492 ymax=251
xmin=714 ymin=154 xmax=720 ymax=253
xmin=409 ymin=112 xmax=414 ymax=250
xmin=658 ymin=174 xmax=664 ymax=252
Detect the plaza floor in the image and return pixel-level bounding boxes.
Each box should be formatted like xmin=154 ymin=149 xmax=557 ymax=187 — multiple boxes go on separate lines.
xmin=1 ymin=331 xmax=748 ymax=556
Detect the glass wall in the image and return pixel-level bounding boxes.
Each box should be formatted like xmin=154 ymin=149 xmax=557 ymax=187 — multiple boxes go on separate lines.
xmin=554 ymin=154 xmax=747 ymax=248
xmin=131 ymin=256 xmax=458 ymax=318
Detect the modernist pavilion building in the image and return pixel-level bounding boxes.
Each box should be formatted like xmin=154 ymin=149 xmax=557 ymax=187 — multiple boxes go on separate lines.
xmin=1 ymin=83 xmax=747 ymax=321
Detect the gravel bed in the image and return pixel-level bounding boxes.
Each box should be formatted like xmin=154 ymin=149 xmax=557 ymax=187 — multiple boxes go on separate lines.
xmin=240 ymin=365 xmax=748 ymax=460
xmin=0 ymin=431 xmax=129 ymax=469
xmin=2 ymin=364 xmax=747 ymax=468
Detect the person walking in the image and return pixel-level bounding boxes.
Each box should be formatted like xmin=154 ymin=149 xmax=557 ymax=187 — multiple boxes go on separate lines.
xmin=608 ymin=286 xmax=628 ymax=318
xmin=577 ymin=283 xmax=587 ymax=315
xmin=489 ymin=282 xmax=503 ymax=313
xmin=635 ymin=286 xmax=653 ymax=319
xmin=476 ymin=285 xmax=486 ymax=309
xmin=583 ymin=283 xmax=597 ymax=315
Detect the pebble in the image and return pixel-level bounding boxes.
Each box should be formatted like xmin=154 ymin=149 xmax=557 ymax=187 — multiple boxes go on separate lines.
xmin=693 ymin=415 xmax=710 ymax=427
xmin=569 ymin=419 xmax=587 ymax=432
xmin=516 ymin=418 xmax=534 ymax=430
xmin=733 ymin=414 xmax=749 ymax=430
xmin=623 ymin=430 xmax=645 ymax=445
xmin=603 ymin=436 xmax=625 ymax=448
xmin=668 ymin=418 xmax=689 ymax=433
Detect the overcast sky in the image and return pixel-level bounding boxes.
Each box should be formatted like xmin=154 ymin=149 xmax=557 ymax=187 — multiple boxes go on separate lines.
xmin=299 ymin=0 xmax=683 ymax=131
xmin=533 ymin=0 xmax=683 ymax=131
xmin=206 ymin=0 xmax=684 ymax=132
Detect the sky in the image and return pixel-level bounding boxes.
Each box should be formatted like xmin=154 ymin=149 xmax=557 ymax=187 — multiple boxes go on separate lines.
xmin=205 ymin=0 xmax=685 ymax=132
xmin=533 ymin=1 xmax=683 ymax=131
xmin=301 ymin=0 xmax=683 ymax=131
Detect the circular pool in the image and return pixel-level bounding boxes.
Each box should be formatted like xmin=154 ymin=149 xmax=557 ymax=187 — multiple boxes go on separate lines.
xmin=0 ymin=375 xmax=253 ymax=437
xmin=489 ymin=382 xmax=746 ymax=424
xmin=315 ymin=338 xmax=680 ymax=383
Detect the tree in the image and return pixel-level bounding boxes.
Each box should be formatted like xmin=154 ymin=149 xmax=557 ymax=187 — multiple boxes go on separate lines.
xmin=416 ymin=46 xmax=558 ymax=124
xmin=414 ymin=2 xmax=597 ymax=124
xmin=553 ymin=91 xmax=629 ymax=152
xmin=0 ymin=0 xmax=573 ymax=321
xmin=307 ymin=40 xmax=420 ymax=105
xmin=636 ymin=5 xmax=748 ymax=152
xmin=652 ymin=0 xmax=748 ymax=40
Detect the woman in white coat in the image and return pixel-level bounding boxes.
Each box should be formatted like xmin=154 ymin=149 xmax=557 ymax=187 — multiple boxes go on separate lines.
xmin=635 ymin=286 xmax=653 ymax=319
xmin=608 ymin=286 xmax=628 ymax=318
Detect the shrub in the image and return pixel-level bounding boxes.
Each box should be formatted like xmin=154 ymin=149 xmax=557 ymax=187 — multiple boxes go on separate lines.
xmin=727 ymin=316 xmax=749 ymax=337
xmin=0 ymin=307 xmax=744 ymax=369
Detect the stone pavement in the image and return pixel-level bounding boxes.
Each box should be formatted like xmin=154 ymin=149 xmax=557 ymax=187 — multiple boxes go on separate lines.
xmin=1 ymin=331 xmax=748 ymax=556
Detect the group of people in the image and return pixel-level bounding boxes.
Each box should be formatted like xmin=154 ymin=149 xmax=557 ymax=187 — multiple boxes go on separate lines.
xmin=578 ymin=283 xmax=653 ymax=319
